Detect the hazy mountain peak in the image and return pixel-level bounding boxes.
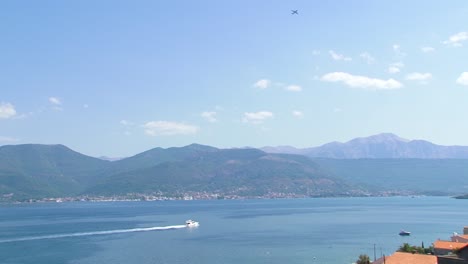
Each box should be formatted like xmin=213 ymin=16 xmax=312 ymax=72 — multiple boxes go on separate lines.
xmin=347 ymin=133 xmax=409 ymax=144
xmin=182 ymin=143 xmax=219 ymax=152
xmin=261 ymin=133 xmax=468 ymax=159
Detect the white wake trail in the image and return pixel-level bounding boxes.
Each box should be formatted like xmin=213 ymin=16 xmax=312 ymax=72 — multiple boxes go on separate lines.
xmin=0 ymin=224 xmax=186 ymax=243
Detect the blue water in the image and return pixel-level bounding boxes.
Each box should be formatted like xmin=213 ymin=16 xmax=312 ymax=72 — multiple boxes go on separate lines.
xmin=0 ymin=196 xmax=467 ymax=264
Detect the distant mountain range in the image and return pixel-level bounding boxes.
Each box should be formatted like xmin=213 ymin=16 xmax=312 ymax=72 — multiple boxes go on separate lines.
xmin=262 ymin=133 xmax=468 ymax=159
xmin=2 ymin=133 xmax=468 ymax=202
xmin=0 ymin=144 xmax=363 ymax=201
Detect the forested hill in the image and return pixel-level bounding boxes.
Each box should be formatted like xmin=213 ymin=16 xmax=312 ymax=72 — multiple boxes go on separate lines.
xmin=0 ymin=144 xmax=110 ymax=198
xmin=2 ymin=143 xmax=468 ymax=202
xmin=0 ymin=144 xmax=361 ymax=201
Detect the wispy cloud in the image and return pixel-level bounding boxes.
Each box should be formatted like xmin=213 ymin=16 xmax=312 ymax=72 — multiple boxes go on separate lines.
xmin=360 ymin=52 xmax=375 ymax=64
xmin=393 ymin=44 xmax=406 ymax=59
xmin=0 ymin=102 xmax=16 ymax=119
xmin=242 ymin=111 xmax=273 ymax=124
xmin=0 ymin=136 xmax=19 ymax=143
xmin=49 ymin=97 xmax=61 ymax=105
xmin=49 ymin=97 xmax=63 ymax=111
xmin=421 ymin=46 xmax=435 ymax=53
xmin=285 ymin=85 xmax=302 ymax=92
xmin=253 ymin=79 xmax=271 ymax=89
xmin=443 ymin=32 xmax=468 ymax=47
xmin=406 ymin=72 xmax=432 ymax=84
xmin=201 ymin=111 xmax=217 ymax=122
xmin=143 ymin=121 xmax=199 ymax=136
xmin=120 ymin=120 xmax=134 ymax=126
xmin=388 ymin=62 xmax=404 ymax=74
xmin=457 ymin=72 xmax=468 ymax=86
xmin=321 ymin=72 xmax=403 ymax=90
xmin=329 ymin=50 xmax=352 ymax=61
xmin=292 ymin=110 xmax=304 ymax=118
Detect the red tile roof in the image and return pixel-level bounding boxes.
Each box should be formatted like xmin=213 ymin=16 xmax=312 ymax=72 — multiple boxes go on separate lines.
xmin=373 ymin=252 xmax=437 ymax=264
xmin=433 ymin=240 xmax=468 ymax=250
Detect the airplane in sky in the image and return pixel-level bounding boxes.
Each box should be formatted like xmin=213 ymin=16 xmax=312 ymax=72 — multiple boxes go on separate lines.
xmin=291 ymin=10 xmax=298 ymax=15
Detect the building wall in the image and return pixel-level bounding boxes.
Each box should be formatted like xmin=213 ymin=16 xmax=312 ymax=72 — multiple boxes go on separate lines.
xmin=435 ymin=248 xmax=455 ymax=256
xmin=438 ymin=256 xmax=468 ymax=264
xmin=452 ymin=236 xmax=468 ymax=243
xmin=459 ymin=249 xmax=468 ymax=260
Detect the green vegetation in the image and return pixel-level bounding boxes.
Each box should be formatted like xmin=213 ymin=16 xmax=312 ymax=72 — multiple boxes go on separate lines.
xmin=355 ymin=254 xmax=370 ymax=264
xmin=0 ymin=144 xmax=362 ymax=201
xmin=398 ymin=243 xmax=433 ymax=254
xmin=3 ymin=143 xmax=468 ymax=202
xmin=0 ymin=144 xmax=110 ymax=200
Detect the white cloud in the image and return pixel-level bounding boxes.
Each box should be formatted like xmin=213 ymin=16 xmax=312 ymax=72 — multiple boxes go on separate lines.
xmin=406 ymin=72 xmax=432 ymax=83
xmin=242 ymin=111 xmax=273 ymax=124
xmin=253 ymin=79 xmax=271 ymax=89
xmin=201 ymin=111 xmax=217 ymax=122
xmin=48 ymin=97 xmax=63 ymax=111
xmin=292 ymin=110 xmax=304 ymax=118
xmin=388 ymin=66 xmax=400 ymax=74
xmin=0 ymin=102 xmax=16 ymax=119
xmin=443 ymin=32 xmax=468 ymax=47
xmin=120 ymin=120 xmax=133 ymax=126
xmin=0 ymin=136 xmax=19 ymax=143
xmin=285 ymin=85 xmax=302 ymax=92
xmin=360 ymin=52 xmax=375 ymax=64
xmin=329 ymin=50 xmax=352 ymax=61
xmin=392 ymin=44 xmax=406 ymax=58
xmin=421 ymin=46 xmax=435 ymax=53
xmin=388 ymin=62 xmax=404 ymax=74
xmin=143 ymin=121 xmax=199 ymax=136
xmin=49 ymin=97 xmax=62 ymax=105
xmin=456 ymin=72 xmax=468 ymax=86
xmin=321 ymin=72 xmax=403 ymax=90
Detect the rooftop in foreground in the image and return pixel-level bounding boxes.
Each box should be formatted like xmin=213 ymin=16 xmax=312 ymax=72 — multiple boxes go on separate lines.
xmin=373 ymin=252 xmax=437 ymax=264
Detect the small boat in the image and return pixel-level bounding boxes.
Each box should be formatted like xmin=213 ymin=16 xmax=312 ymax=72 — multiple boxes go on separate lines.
xmin=185 ymin=220 xmax=199 ymax=227
xmin=399 ymin=230 xmax=411 ymax=236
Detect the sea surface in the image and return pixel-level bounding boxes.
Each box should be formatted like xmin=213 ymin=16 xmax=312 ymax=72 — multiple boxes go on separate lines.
xmin=0 ymin=196 xmax=467 ymax=264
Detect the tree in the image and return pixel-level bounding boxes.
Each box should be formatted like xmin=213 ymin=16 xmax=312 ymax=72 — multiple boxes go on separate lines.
xmin=356 ymin=254 xmax=370 ymax=264
xmin=398 ymin=243 xmax=432 ymax=254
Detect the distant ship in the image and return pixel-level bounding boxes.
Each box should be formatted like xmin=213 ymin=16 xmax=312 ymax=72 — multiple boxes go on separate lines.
xmin=399 ymin=230 xmax=411 ymax=236
xmin=185 ymin=220 xmax=199 ymax=227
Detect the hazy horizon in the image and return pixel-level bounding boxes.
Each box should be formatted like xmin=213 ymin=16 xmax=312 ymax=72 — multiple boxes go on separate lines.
xmin=2 ymin=1 xmax=468 ymax=157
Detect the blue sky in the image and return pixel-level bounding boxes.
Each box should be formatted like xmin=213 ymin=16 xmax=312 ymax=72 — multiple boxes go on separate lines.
xmin=1 ymin=1 xmax=468 ymax=157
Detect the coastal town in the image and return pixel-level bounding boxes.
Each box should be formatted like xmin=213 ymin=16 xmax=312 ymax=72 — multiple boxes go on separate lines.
xmin=1 ymin=189 xmax=415 ymax=204
xmin=365 ymin=227 xmax=468 ymax=264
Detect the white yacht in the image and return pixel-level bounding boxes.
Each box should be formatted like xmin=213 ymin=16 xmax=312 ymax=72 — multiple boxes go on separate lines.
xmin=185 ymin=220 xmax=199 ymax=227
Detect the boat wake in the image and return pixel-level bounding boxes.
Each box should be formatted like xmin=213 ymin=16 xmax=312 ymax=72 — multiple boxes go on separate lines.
xmin=0 ymin=224 xmax=186 ymax=243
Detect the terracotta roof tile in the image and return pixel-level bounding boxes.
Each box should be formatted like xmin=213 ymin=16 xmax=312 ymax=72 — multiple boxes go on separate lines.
xmin=373 ymin=252 xmax=437 ymax=264
xmin=433 ymin=240 xmax=468 ymax=250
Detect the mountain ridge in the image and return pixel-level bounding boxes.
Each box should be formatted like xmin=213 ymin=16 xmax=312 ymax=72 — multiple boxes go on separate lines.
xmin=261 ymin=133 xmax=468 ymax=159
xmin=0 ymin=143 xmax=365 ymax=201
xmin=3 ymin=135 xmax=468 ymax=202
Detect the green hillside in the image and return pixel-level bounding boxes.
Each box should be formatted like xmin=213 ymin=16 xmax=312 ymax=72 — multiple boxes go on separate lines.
xmin=87 ymin=148 xmax=358 ymax=197
xmin=104 ymin=143 xmax=218 ymax=174
xmin=0 ymin=144 xmax=110 ymax=200
xmin=3 ymin=143 xmax=468 ymax=202
xmin=314 ymin=158 xmax=468 ymax=195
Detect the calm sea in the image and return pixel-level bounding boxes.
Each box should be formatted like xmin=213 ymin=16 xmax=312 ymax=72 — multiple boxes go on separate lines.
xmin=0 ymin=196 xmax=467 ymax=264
